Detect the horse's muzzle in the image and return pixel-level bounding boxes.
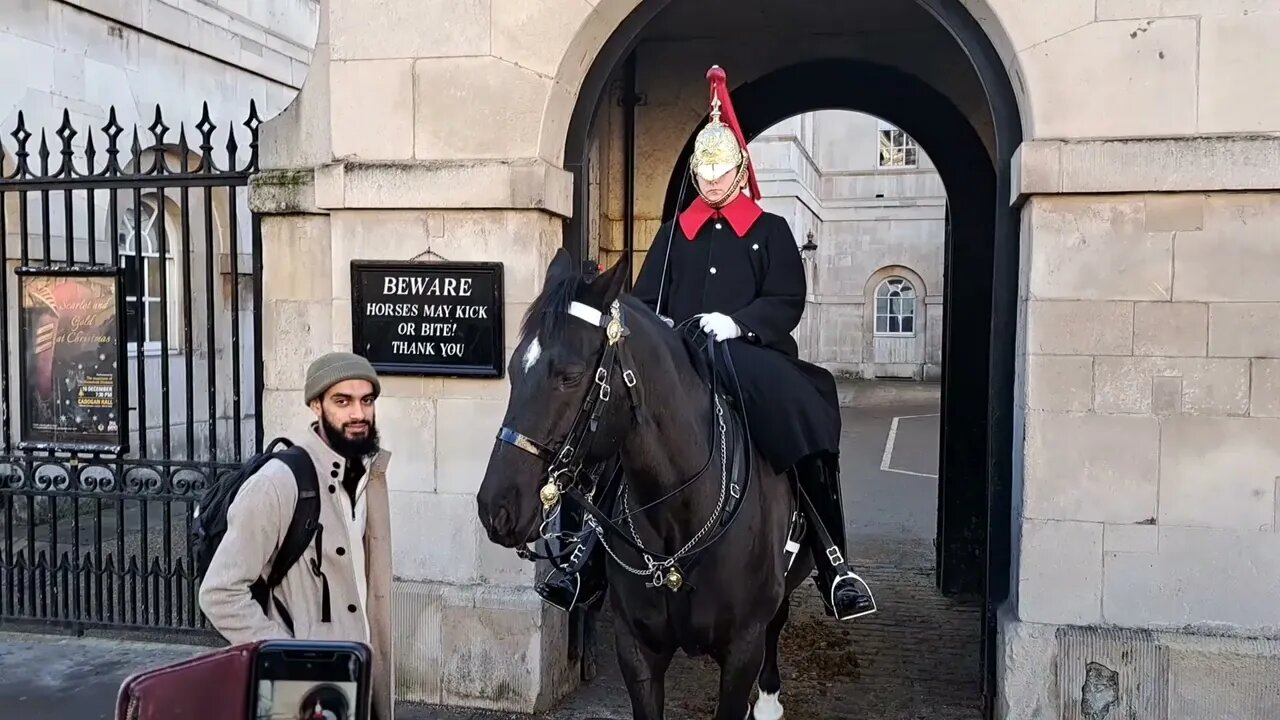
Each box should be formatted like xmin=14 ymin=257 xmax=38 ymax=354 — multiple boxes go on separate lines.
xmin=477 ymin=488 xmax=536 ymax=548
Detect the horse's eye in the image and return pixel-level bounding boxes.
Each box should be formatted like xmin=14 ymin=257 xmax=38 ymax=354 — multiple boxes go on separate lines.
xmin=559 ymin=366 xmax=587 ymax=388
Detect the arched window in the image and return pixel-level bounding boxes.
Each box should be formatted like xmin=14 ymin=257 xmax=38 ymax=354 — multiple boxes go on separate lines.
xmin=874 ymin=277 xmax=916 ymax=336
xmin=117 ymin=197 xmax=177 ymax=350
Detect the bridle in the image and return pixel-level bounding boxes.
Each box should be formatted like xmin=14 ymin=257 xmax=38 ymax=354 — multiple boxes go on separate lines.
xmin=495 ymin=298 xmax=640 ymax=517
xmin=494 ymin=296 xmax=753 ymax=593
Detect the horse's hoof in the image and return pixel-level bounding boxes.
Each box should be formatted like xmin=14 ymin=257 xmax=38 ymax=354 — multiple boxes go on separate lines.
xmin=753 ymin=691 xmax=784 ymax=720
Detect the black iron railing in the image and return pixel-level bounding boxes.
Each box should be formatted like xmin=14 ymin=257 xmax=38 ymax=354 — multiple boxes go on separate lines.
xmin=0 ymin=102 xmax=264 ymax=638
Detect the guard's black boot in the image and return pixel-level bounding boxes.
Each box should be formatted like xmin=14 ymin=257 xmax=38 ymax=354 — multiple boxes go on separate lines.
xmin=534 ymin=462 xmax=620 ymax=612
xmin=535 ymin=522 xmax=605 ymax=612
xmin=796 ymin=455 xmax=877 ymax=621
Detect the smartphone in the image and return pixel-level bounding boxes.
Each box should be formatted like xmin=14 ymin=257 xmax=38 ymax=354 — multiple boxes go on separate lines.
xmin=250 ymin=640 xmax=372 ymax=720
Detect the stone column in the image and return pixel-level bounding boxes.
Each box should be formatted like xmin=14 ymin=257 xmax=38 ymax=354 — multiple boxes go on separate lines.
xmin=1000 ymin=137 xmax=1280 ymax=718
xmin=248 ymin=0 xmax=578 ymax=711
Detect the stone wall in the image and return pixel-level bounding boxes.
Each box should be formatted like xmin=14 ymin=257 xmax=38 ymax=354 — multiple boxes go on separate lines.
xmin=250 ymin=0 xmax=1280 ymax=716
xmin=1019 ymin=189 xmax=1280 ymax=630
xmin=251 ymin=1 xmax=578 ymax=707
xmin=1002 ymin=138 xmax=1280 ymax=717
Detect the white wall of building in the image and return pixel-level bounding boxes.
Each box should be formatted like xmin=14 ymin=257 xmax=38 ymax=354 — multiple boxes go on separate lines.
xmin=751 ymin=110 xmax=946 ymax=381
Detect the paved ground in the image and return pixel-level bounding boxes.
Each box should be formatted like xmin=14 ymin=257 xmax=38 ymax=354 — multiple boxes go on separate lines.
xmin=0 ymin=381 xmax=982 ymax=720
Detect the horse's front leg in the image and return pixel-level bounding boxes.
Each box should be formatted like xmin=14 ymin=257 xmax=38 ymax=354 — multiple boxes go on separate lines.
xmin=753 ymin=596 xmax=791 ymax=720
xmin=614 ymin=619 xmax=673 ymax=720
xmin=713 ymin=628 xmax=768 ymax=720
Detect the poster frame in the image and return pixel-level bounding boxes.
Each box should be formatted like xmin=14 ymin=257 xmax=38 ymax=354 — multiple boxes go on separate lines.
xmin=15 ymin=264 xmax=129 ymax=455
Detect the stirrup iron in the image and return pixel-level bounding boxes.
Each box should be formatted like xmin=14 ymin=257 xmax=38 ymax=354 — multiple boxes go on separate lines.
xmin=830 ymin=570 xmax=878 ymax=620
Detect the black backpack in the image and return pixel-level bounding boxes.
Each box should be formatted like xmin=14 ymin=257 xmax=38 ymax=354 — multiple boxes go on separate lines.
xmin=192 ymin=437 xmax=322 ymax=632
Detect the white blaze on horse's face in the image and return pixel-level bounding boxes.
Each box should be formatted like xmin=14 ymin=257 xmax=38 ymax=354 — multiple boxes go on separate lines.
xmin=522 ymin=335 xmax=542 ymax=373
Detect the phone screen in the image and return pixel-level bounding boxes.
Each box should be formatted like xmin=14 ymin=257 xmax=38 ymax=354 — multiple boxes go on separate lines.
xmin=252 ymin=643 xmax=369 ymax=720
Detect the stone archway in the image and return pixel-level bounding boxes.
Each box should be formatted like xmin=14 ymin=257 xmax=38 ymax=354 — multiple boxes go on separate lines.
xmin=538 ymin=0 xmax=1031 ymax=168
xmin=549 ymin=3 xmax=1024 ymax=715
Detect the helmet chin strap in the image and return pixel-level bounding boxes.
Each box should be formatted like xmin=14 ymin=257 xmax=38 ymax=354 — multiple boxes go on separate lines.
xmin=691 ymin=159 xmax=749 ymax=209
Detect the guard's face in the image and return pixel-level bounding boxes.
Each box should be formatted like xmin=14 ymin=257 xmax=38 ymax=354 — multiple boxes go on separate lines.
xmin=695 ymin=169 xmax=741 ymax=204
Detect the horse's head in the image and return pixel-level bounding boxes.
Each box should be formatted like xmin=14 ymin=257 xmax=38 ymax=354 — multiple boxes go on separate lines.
xmin=477 ymin=248 xmax=636 ymax=547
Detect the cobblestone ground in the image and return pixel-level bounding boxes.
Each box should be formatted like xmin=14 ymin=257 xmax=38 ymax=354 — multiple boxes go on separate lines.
xmin=407 ymin=541 xmax=983 ymax=720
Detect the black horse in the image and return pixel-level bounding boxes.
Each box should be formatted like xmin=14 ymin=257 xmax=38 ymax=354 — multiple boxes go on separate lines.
xmin=477 ymin=250 xmax=814 ymax=720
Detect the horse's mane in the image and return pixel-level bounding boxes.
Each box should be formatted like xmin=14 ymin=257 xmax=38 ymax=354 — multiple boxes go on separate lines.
xmin=518 ymin=269 xmax=581 ymax=347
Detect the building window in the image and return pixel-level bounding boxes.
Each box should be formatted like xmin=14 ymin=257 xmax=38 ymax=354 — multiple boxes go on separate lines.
xmin=877 ymin=121 xmax=918 ymax=169
xmin=117 ymin=199 xmax=177 ymax=351
xmin=874 ymin=277 xmax=916 ymax=336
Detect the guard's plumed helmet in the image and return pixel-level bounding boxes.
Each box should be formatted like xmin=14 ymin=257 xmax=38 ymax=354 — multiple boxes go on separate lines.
xmin=688 ymin=66 xmax=760 ymax=207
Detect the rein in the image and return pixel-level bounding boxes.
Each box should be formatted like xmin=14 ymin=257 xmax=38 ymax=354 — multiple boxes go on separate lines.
xmin=495 ymin=297 xmax=753 ymax=592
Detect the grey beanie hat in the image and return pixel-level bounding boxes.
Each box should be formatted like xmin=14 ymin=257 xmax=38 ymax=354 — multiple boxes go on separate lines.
xmin=305 ymin=352 xmax=382 ymax=404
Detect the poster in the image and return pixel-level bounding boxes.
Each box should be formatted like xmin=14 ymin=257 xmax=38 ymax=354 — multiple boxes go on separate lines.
xmin=350 ymin=261 xmax=504 ymax=378
xmin=18 ymin=269 xmax=125 ymax=451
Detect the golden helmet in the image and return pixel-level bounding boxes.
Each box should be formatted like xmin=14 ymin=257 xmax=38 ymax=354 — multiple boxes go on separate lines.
xmin=688 ymin=66 xmax=760 ymax=203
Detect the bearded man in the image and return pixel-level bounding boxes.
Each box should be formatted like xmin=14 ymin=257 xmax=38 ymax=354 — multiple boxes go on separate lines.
xmin=200 ymin=352 xmax=396 ymax=720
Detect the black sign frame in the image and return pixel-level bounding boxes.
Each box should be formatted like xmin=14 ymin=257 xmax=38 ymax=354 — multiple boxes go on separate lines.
xmin=350 ymin=260 xmax=505 ymax=379
xmin=16 ymin=265 xmax=129 ymax=455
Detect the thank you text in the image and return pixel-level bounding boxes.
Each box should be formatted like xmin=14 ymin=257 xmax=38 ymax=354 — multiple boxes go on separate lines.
xmin=351 ymin=261 xmax=504 ymax=377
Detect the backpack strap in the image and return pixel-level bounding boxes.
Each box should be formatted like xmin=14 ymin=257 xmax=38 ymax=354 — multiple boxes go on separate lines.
xmin=258 ymin=445 xmax=326 ymax=632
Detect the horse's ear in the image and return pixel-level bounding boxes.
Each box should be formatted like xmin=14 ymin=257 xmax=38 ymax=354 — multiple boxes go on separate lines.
xmin=592 ymin=256 xmax=630 ymax=307
xmin=545 ymin=247 xmax=576 ymax=281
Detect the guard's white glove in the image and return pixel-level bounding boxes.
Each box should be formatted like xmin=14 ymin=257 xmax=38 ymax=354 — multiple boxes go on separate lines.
xmin=699 ymin=312 xmax=741 ymax=342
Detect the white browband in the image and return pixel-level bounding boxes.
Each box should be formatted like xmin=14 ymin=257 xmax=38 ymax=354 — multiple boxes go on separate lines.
xmin=568 ymin=301 xmax=604 ymax=327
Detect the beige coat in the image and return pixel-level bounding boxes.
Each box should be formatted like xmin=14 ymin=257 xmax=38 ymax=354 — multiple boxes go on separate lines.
xmin=198 ymin=425 xmax=395 ymax=720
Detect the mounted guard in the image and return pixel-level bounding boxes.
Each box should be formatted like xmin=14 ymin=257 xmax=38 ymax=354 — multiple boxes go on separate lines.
xmin=535 ymin=65 xmax=876 ymax=623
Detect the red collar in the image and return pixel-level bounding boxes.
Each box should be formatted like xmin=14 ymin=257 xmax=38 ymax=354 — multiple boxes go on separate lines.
xmin=677 ymin=192 xmax=763 ymax=239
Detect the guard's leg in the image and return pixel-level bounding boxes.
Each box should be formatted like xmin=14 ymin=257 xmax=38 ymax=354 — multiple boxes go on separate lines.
xmin=533 ymin=501 xmax=590 ymax=611
xmin=796 ymin=455 xmax=877 ymax=621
